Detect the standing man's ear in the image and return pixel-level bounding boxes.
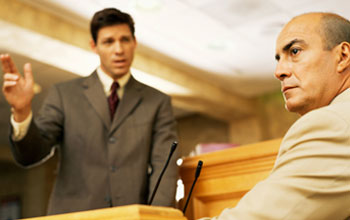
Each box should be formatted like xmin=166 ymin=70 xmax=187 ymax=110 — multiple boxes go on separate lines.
xmin=336 ymin=42 xmax=350 ymax=73
xmin=90 ymin=39 xmax=97 ymax=53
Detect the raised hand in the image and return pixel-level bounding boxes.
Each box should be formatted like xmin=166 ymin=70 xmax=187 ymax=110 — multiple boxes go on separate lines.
xmin=1 ymin=54 xmax=34 ymax=122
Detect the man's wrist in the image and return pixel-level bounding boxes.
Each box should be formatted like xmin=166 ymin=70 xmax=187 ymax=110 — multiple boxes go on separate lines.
xmin=11 ymin=110 xmax=33 ymax=141
xmin=12 ymin=105 xmax=32 ymax=122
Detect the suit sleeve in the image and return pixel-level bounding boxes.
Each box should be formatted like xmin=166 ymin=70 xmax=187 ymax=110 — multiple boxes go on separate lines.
xmin=9 ymin=85 xmax=64 ymax=167
xmin=148 ymin=95 xmax=179 ymax=207
xmin=209 ymin=108 xmax=350 ymax=220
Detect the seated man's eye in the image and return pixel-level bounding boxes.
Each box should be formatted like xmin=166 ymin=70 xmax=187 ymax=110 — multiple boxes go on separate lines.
xmin=291 ymin=48 xmax=300 ymax=55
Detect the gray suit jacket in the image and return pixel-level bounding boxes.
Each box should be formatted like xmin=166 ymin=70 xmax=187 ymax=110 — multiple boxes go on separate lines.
xmin=10 ymin=72 xmax=179 ymax=215
xmin=208 ymin=89 xmax=350 ymax=220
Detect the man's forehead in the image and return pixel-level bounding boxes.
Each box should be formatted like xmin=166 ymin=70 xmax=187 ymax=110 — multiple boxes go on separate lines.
xmin=98 ymin=24 xmax=133 ymax=37
xmin=276 ymin=15 xmax=321 ymax=49
xmin=277 ymin=29 xmax=305 ymax=46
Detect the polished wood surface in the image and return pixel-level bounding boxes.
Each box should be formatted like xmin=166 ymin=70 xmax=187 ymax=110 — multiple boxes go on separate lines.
xmin=180 ymin=138 xmax=282 ymax=219
xmin=21 ymin=205 xmax=187 ymax=220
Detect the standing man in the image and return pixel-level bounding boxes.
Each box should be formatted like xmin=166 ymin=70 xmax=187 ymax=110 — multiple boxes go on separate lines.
xmin=203 ymin=12 xmax=350 ymax=220
xmin=1 ymin=8 xmax=178 ymax=215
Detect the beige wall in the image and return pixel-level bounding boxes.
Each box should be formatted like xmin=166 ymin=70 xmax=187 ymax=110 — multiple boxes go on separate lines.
xmin=228 ymin=92 xmax=299 ymax=145
xmin=177 ymin=92 xmax=299 ymax=156
xmin=258 ymin=91 xmax=299 ymax=139
xmin=177 ymin=114 xmax=230 ymax=157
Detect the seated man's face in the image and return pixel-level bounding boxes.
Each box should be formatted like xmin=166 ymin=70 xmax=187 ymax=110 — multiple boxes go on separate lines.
xmin=274 ymin=14 xmax=340 ymax=115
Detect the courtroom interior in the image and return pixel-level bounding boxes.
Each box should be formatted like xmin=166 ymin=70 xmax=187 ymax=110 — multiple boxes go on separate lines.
xmin=1 ymin=0 xmax=348 ymax=220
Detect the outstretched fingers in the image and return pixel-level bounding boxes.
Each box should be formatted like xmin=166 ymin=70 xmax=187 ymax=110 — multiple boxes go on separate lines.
xmin=0 ymin=54 xmax=19 ymax=75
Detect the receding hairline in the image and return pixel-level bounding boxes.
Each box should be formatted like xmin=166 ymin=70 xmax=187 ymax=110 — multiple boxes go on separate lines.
xmin=287 ymin=12 xmax=350 ymax=50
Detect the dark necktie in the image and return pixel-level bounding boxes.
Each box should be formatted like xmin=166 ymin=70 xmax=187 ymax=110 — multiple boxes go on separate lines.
xmin=108 ymin=81 xmax=119 ymax=121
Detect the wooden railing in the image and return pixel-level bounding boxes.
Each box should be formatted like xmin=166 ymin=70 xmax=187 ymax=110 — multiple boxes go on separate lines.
xmin=180 ymin=138 xmax=282 ymax=219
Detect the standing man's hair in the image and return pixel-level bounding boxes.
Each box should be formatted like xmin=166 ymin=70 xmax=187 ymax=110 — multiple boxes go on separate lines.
xmin=90 ymin=8 xmax=135 ymax=43
xmin=319 ymin=13 xmax=350 ymax=50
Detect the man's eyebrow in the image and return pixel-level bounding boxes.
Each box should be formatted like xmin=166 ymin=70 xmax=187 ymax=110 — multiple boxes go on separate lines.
xmin=275 ymin=39 xmax=306 ymax=61
xmin=101 ymin=36 xmax=114 ymax=40
xmin=283 ymin=39 xmax=305 ymax=51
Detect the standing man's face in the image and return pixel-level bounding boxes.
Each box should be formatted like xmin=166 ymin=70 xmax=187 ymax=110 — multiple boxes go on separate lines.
xmin=274 ymin=14 xmax=341 ymax=115
xmin=91 ymin=24 xmax=137 ymax=80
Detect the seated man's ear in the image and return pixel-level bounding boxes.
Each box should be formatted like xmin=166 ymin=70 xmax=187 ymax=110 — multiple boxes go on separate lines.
xmin=336 ymin=42 xmax=350 ymax=73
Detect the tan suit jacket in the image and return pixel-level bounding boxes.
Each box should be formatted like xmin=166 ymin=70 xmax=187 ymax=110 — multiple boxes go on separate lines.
xmin=209 ymin=89 xmax=350 ymax=220
xmin=9 ymin=72 xmax=178 ymax=215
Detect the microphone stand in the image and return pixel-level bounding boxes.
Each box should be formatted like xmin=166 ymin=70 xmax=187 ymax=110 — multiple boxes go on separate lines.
xmin=148 ymin=141 xmax=178 ymax=205
xmin=183 ymin=160 xmax=203 ymax=214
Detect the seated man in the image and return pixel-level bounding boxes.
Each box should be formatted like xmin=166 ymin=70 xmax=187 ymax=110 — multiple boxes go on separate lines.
xmin=204 ymin=12 xmax=350 ymax=220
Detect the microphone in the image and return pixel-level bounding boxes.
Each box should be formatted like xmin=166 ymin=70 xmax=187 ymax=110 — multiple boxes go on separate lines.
xmin=183 ymin=160 xmax=203 ymax=214
xmin=148 ymin=141 xmax=178 ymax=205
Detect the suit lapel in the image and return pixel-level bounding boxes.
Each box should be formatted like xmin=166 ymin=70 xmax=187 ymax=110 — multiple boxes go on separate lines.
xmin=83 ymin=71 xmax=111 ymax=129
xmin=110 ymin=76 xmax=143 ymax=134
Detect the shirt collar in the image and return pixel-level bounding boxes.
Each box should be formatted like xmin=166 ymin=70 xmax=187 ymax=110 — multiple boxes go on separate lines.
xmin=96 ymin=67 xmax=131 ymax=95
